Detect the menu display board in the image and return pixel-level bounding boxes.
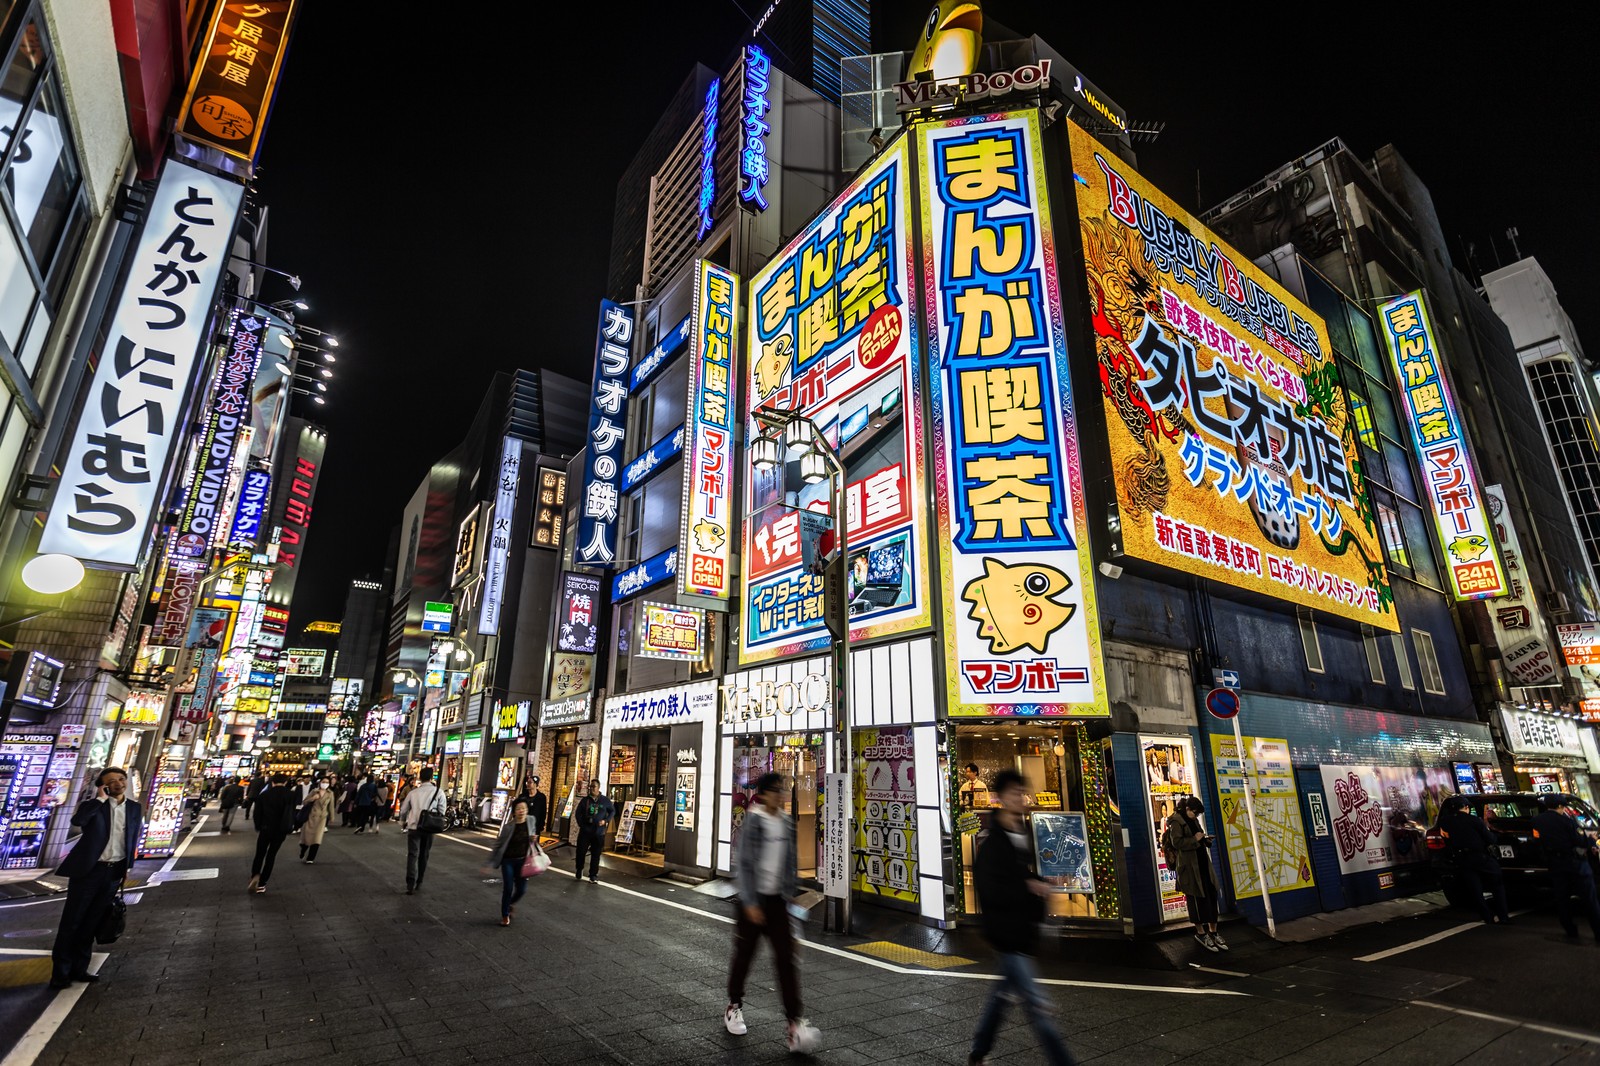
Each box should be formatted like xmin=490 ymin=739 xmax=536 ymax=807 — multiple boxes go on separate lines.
xmin=1140 ymin=735 xmax=1194 ymax=923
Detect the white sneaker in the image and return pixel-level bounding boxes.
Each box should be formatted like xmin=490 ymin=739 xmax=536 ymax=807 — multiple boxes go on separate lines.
xmin=1196 ymin=932 xmax=1219 ymax=952
xmin=724 ymin=1005 xmax=747 ymax=1036
xmin=1211 ymin=932 xmax=1230 ymax=951
xmin=786 ymin=1019 xmax=819 ymax=1053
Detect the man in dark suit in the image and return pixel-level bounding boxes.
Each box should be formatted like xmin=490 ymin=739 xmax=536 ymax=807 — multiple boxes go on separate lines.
xmin=248 ymin=775 xmax=296 ymax=893
xmin=51 ymin=766 xmax=143 ymax=989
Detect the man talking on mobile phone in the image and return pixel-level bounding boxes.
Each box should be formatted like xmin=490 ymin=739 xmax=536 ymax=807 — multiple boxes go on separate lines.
xmin=51 ymin=767 xmax=143 ymax=990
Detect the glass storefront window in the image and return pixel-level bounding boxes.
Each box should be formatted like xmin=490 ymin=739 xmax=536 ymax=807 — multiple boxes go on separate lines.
xmin=1139 ymin=735 xmax=1196 ymax=924
xmin=731 ymin=733 xmax=827 ymax=878
xmin=954 ymin=723 xmax=1100 ymax=920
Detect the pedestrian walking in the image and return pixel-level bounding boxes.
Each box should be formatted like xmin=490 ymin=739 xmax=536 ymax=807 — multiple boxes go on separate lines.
xmin=574 ymin=779 xmax=613 ymax=883
xmin=1530 ymin=794 xmax=1600 ymax=942
xmin=1166 ymin=796 xmax=1227 ymax=951
xmin=396 ymin=774 xmax=416 ymax=812
xmin=247 ymin=774 xmax=296 ymax=894
xmin=298 ymin=779 xmax=336 ymax=863
xmin=242 ymin=773 xmax=265 ymax=818
xmin=339 ymin=776 xmax=358 ymax=827
xmin=399 ymin=766 xmax=446 ymax=894
xmin=966 ymin=769 xmax=1074 ymax=1066
xmin=218 ymin=776 xmax=245 ymax=834
xmin=722 ymin=772 xmax=818 ymax=1052
xmin=354 ymin=774 xmax=377 ymax=833
xmin=511 ymin=773 xmax=547 ymax=835
xmin=486 ymin=799 xmax=543 ymax=925
xmin=1438 ymin=795 xmax=1511 ymax=924
xmin=49 ymin=767 xmax=143 ymax=990
xmin=374 ymin=777 xmax=392 ymax=831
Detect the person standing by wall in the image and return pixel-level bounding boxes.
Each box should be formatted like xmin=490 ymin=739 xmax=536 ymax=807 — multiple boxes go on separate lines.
xmin=218 ymin=777 xmax=245 ymax=834
xmin=49 ymin=767 xmax=143 ymax=990
xmin=722 ymin=772 xmax=819 ymax=1052
xmin=511 ymin=774 xmax=547 ymax=836
xmin=399 ymin=767 xmax=446 ymax=894
xmin=1530 ymin=795 xmax=1599 ymax=941
xmin=298 ymin=779 xmax=336 ymax=864
xmin=573 ymin=779 xmax=613 ymax=884
xmin=247 ymin=775 xmax=296 ymax=894
xmin=1168 ymin=796 xmax=1227 ymax=952
xmin=966 ymin=769 xmax=1074 ymax=1066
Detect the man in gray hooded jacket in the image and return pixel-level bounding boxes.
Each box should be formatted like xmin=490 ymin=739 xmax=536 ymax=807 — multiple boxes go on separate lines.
xmin=722 ymin=772 xmax=818 ymax=1052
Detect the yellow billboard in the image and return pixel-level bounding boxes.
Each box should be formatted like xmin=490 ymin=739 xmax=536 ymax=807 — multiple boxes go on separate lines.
xmin=1066 ymin=123 xmax=1395 ymax=630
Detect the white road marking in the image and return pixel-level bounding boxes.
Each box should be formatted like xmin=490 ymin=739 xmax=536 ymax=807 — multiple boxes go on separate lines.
xmin=433 ymin=832 xmax=1246 ymax=997
xmin=1353 ymin=921 xmax=1483 ymax=962
xmin=1354 ymin=908 xmax=1534 ymax=963
xmin=0 ymin=953 xmax=105 ymax=1066
xmin=1411 ymin=999 xmax=1600 ymax=1045
xmin=0 ymin=897 xmax=63 ymax=910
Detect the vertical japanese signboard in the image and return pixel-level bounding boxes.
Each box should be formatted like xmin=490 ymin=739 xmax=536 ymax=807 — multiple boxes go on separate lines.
xmin=740 ymin=45 xmax=771 ymax=211
xmin=478 ymin=436 xmax=521 ymax=635
xmin=1482 ymin=485 xmax=1560 ymax=685
xmin=1377 ymin=291 xmax=1508 ymax=600
xmin=41 ymin=159 xmax=244 ymax=566
xmin=531 ymin=467 xmax=566 ymax=549
xmin=922 ymin=112 xmax=1105 ymax=716
xmin=1067 ymin=121 xmax=1394 ymax=630
xmin=740 ymin=137 xmax=932 ymax=665
xmin=268 ymin=421 xmax=324 ymax=600
xmin=176 ymin=0 xmax=299 ymax=168
xmin=574 ymin=302 xmax=634 ymax=567
xmin=175 ymin=309 xmax=263 ymax=562
xmin=227 ymin=469 xmax=272 ymax=548
xmin=681 ymin=260 xmax=738 ymax=601
xmin=557 ymin=572 xmax=602 ymax=654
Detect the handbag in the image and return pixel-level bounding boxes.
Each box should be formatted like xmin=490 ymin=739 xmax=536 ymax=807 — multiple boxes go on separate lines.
xmin=418 ymin=785 xmax=447 ymax=834
xmin=520 ymin=842 xmax=549 ymax=878
xmin=94 ymin=881 xmax=127 ymax=944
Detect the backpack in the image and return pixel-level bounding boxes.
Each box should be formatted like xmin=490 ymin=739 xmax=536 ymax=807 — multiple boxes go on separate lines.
xmin=1159 ymin=816 xmax=1179 ymax=873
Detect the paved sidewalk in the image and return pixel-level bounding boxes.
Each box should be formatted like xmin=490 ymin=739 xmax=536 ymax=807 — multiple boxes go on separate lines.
xmin=6 ymin=811 xmax=1597 ymax=1066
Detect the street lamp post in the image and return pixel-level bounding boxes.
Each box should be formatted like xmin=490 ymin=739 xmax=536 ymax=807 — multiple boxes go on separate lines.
xmin=750 ymin=408 xmax=853 ymax=934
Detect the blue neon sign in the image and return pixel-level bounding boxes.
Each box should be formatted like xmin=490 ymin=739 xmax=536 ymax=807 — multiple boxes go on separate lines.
xmin=621 ymin=424 xmax=684 ymax=493
xmin=697 ymin=78 xmax=721 ymax=239
xmin=740 ymin=46 xmax=771 ymax=210
xmin=611 ymin=547 xmax=678 ymax=603
xmin=630 ymin=314 xmax=692 ymax=393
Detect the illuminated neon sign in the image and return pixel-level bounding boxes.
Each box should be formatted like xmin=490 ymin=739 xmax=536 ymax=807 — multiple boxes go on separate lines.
xmin=1377 ymin=291 xmax=1508 ymax=600
xmin=740 ymin=46 xmax=771 ymax=210
xmin=697 ymin=78 xmax=721 ymax=239
xmin=680 ymin=260 xmax=739 ymax=601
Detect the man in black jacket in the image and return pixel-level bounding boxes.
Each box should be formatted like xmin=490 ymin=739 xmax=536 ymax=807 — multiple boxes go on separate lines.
xmin=50 ymin=766 xmax=143 ymax=989
xmin=247 ymin=775 xmax=296 ymax=894
xmin=511 ymin=773 xmax=548 ymax=835
xmin=1438 ymin=796 xmax=1510 ymax=925
xmin=1531 ymin=794 xmax=1600 ymax=941
xmin=967 ymin=769 xmax=1074 ymax=1066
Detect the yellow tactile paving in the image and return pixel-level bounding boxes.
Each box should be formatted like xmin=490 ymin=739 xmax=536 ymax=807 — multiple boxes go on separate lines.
xmin=0 ymin=957 xmax=52 ymax=989
xmin=847 ymin=940 xmax=975 ymax=969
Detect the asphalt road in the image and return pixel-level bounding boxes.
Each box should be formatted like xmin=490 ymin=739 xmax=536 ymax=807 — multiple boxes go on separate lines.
xmin=0 ymin=807 xmax=1596 ymax=1065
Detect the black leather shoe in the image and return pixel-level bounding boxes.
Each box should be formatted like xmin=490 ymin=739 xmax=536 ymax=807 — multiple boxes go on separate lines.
xmin=68 ymin=973 xmax=99 ymax=983
xmin=48 ymin=980 xmax=71 ymax=990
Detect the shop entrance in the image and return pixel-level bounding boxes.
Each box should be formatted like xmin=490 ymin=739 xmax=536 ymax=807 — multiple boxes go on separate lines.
xmin=609 ymin=729 xmax=670 ymax=855
xmin=733 ymin=733 xmax=826 ymax=879
xmin=953 ymin=722 xmax=1100 ymax=920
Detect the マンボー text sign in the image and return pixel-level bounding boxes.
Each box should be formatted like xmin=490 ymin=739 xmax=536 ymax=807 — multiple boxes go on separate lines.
xmin=922 ymin=111 xmax=1105 ymax=716
xmin=740 ymin=135 xmax=931 ymax=665
xmin=1068 ymin=121 xmax=1395 ymax=631
xmin=40 ymin=159 xmax=244 ymax=566
xmin=680 ymin=260 xmax=738 ymax=601
xmin=1377 ymin=291 xmax=1507 ymax=601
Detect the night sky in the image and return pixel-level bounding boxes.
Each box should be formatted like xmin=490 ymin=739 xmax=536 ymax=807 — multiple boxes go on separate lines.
xmin=255 ymin=2 xmax=1597 ymax=632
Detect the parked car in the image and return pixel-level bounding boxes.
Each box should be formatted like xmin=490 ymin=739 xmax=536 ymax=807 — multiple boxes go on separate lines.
xmin=1425 ymin=792 xmax=1600 ymax=909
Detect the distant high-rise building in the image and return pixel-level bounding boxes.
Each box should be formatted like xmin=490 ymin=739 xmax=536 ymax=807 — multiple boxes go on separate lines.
xmin=749 ymin=0 xmax=869 ymax=107
xmin=1483 ymin=258 xmax=1600 ymax=587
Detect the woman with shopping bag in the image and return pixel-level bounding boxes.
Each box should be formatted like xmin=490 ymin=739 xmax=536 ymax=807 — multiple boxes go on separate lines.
xmin=485 ymin=799 xmax=547 ymax=925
